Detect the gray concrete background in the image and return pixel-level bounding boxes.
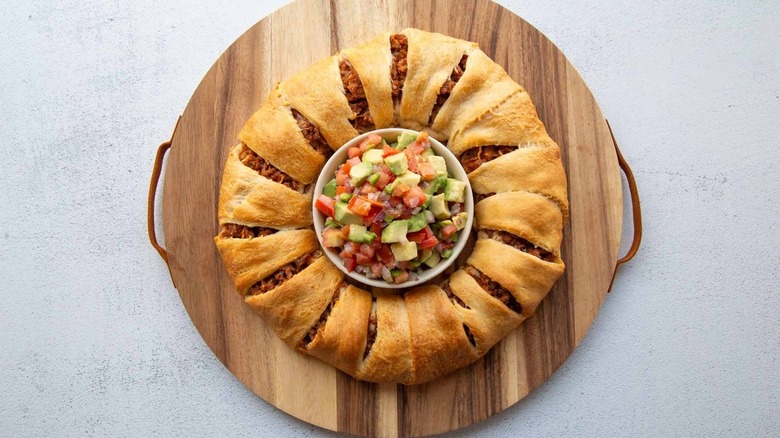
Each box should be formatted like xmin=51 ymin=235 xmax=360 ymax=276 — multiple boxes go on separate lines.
xmin=1 ymin=0 xmax=778 ymax=436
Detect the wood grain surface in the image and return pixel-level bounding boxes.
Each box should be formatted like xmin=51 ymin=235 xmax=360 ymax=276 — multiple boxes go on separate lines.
xmin=160 ymin=0 xmax=623 ymax=436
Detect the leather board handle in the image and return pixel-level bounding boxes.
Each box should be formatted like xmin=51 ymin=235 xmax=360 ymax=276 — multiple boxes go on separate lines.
xmin=148 ymin=117 xmax=181 ymax=286
xmin=606 ymin=119 xmax=642 ymax=292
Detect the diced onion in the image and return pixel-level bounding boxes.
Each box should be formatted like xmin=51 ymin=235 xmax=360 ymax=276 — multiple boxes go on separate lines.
xmin=425 ymin=210 xmax=435 ymax=223
xmin=408 ymin=271 xmax=418 ymax=281
xmin=410 ymin=207 xmax=421 ymax=215
xmin=381 ymin=266 xmax=393 ymax=282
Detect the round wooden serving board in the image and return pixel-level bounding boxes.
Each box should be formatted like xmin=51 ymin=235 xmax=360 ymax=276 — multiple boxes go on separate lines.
xmin=160 ymin=0 xmax=623 ymax=436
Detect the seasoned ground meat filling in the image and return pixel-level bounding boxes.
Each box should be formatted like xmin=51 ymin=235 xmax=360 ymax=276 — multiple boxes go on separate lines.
xmin=238 ymin=144 xmax=307 ymax=192
xmin=339 ymin=60 xmax=375 ymax=133
xmin=390 ymin=34 xmax=408 ymax=104
xmin=465 ymin=266 xmax=522 ymax=313
xmin=481 ymin=229 xmax=555 ymax=262
xmin=219 ymin=223 xmax=277 ymax=239
xmin=442 ymin=280 xmax=468 ymax=308
xmin=463 ymin=324 xmax=476 ymax=347
xmin=247 ymin=250 xmax=322 ymax=295
xmin=474 ymin=192 xmax=495 ymax=204
xmin=428 ymin=54 xmax=468 ymax=124
xmin=291 ymin=109 xmax=332 ymax=158
xmin=460 ymin=145 xmax=517 ymax=173
xmin=300 ymin=284 xmax=344 ymax=348
xmin=363 ymin=301 xmax=378 ymax=359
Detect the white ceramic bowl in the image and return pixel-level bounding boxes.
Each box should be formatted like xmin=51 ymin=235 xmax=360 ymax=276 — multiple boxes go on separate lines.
xmin=312 ymin=128 xmax=474 ymax=289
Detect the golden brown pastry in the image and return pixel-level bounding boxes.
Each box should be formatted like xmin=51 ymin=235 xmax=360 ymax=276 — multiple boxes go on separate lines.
xmin=214 ymin=29 xmax=569 ymax=385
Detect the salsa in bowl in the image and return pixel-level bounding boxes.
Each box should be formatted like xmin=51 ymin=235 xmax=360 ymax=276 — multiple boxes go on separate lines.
xmin=312 ymin=129 xmax=474 ymax=288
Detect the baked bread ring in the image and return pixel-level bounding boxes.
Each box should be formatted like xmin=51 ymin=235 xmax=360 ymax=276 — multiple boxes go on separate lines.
xmin=214 ymin=29 xmax=569 ymax=385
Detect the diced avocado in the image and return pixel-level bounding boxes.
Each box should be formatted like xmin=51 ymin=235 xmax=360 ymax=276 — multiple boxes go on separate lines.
xmin=444 ymin=178 xmax=466 ymax=203
xmin=391 ymin=241 xmax=418 ymax=262
xmin=339 ymin=192 xmax=353 ymax=202
xmin=423 ymin=250 xmax=441 ymax=268
xmin=334 ymin=202 xmax=363 ymax=225
xmin=421 ymin=148 xmax=434 ymax=158
xmin=452 ymin=212 xmax=469 ymax=230
xmin=424 ymin=174 xmax=448 ymax=195
xmin=407 ymin=212 xmax=428 ymax=232
xmin=381 ymin=220 xmax=409 ymax=243
xmin=437 ymin=219 xmax=454 ymax=228
xmin=395 ymin=171 xmax=421 ymax=188
xmin=429 ymin=194 xmax=450 ymax=219
xmin=322 ymin=228 xmax=345 ymax=247
xmin=349 ymin=161 xmax=374 ymax=184
xmin=348 ymin=224 xmax=376 ymax=243
xmin=426 ymin=156 xmax=448 ymax=176
xmin=322 ymin=179 xmax=337 ymax=197
xmin=324 ymin=218 xmax=339 ymax=228
xmin=362 ymin=149 xmax=384 ymax=164
xmin=389 ymin=142 xmax=398 ymax=149
xmin=441 ymin=248 xmax=454 ymax=259
xmin=396 ymin=132 xmax=418 ymax=150
xmin=384 ymin=153 xmax=408 ymax=175
xmin=368 ymin=173 xmax=381 ymax=185
xmin=419 ymin=249 xmax=432 ymax=263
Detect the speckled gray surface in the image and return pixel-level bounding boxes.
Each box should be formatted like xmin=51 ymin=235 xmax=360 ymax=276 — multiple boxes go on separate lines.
xmin=1 ymin=1 xmax=778 ymax=436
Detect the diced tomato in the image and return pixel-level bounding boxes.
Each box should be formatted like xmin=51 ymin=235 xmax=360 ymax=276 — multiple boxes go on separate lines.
xmin=392 ymin=183 xmax=411 ymax=197
xmin=418 ymin=162 xmax=436 ymax=181
xmin=369 ymin=222 xmax=382 ymax=237
xmin=378 ymin=164 xmax=394 ymax=177
xmin=314 ymin=195 xmax=335 ymax=217
xmin=355 ymin=253 xmax=373 ymax=265
xmin=371 ymin=263 xmax=384 ymax=278
xmin=416 ymin=131 xmax=430 ymax=147
xmin=440 ymin=223 xmax=458 ymax=239
xmin=343 ymin=241 xmax=360 ymax=255
xmin=407 ymin=229 xmax=427 ymax=243
xmin=322 ymin=228 xmax=344 ymax=248
xmin=343 ymin=256 xmax=357 ymax=272
xmin=393 ymin=270 xmax=409 ymax=284
xmin=406 ymin=154 xmax=420 ymax=172
xmin=402 ymin=186 xmax=427 ymax=208
xmin=348 ymin=196 xmax=373 ymax=216
xmin=398 ymin=210 xmax=412 ymax=219
xmin=347 ymin=156 xmax=361 ymax=167
xmin=360 ymin=182 xmax=379 ymax=194
xmin=363 ymin=205 xmax=383 ymax=226
xmin=374 ymin=172 xmax=391 ymax=190
xmin=419 ymin=236 xmax=439 ymax=249
xmin=348 ymin=146 xmax=362 ymax=158
xmin=357 ymin=134 xmax=382 ymax=154
xmin=336 ymin=171 xmax=349 ymax=186
xmin=335 ymin=185 xmax=348 ymax=195
xmin=383 ymin=144 xmax=401 ymax=157
xmin=359 ymin=244 xmax=375 ymax=258
xmin=376 ymin=244 xmax=394 ymax=264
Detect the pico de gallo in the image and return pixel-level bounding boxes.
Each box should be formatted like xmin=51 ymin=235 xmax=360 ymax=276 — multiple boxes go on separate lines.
xmin=315 ymin=131 xmax=469 ymax=284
